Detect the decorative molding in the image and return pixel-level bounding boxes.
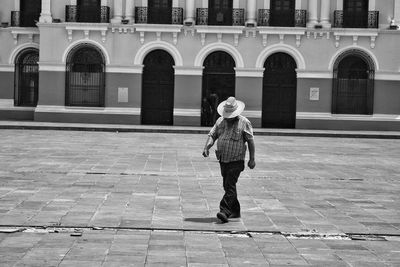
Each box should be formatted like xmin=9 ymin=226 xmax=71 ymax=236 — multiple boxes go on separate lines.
xmin=10 ymin=28 xmax=39 ymax=45
xmin=38 ymin=62 xmax=66 ymax=72
xmin=195 ymin=26 xmax=244 ymax=47
xmin=111 ymin=25 xmax=135 ymax=34
xmin=333 ymin=30 xmax=379 ymax=48
xmin=173 ymin=108 xmax=201 ymax=116
xmin=62 ymin=39 xmax=111 ymax=64
xmin=258 ymin=28 xmax=305 ymax=47
xmin=173 ymin=66 xmax=204 ymax=76
xmin=0 ymin=65 xmax=14 ymax=72
xmin=234 ymin=68 xmax=264 ymax=77
xmin=194 ymin=42 xmax=244 ymax=68
xmin=9 ymin=43 xmax=40 ymax=64
xmin=65 ymin=24 xmax=108 ymax=43
xmin=134 ymin=41 xmax=183 ymax=66
xmin=106 ymin=65 xmax=143 ymax=74
xmin=296 ymin=112 xmax=400 ymax=121
xmin=328 ymin=45 xmax=379 ymax=71
xmin=255 ymin=43 xmax=306 ymax=70
xmin=35 ymin=105 xmax=141 ymax=115
xmin=241 ymin=110 xmax=262 ymax=118
xmin=134 ymin=24 xmax=182 ymax=45
xmin=375 ymin=71 xmax=400 ymax=81
xmin=296 ymin=70 xmax=332 ymax=79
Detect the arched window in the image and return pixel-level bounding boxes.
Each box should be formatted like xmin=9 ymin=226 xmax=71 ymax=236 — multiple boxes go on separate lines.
xmin=201 ymin=51 xmax=235 ymax=126
xmin=66 ymin=45 xmax=105 ymax=107
xmin=14 ymin=49 xmax=39 ymax=106
xmin=332 ymin=50 xmax=375 ymax=114
xmin=20 ymin=0 xmax=41 ymax=27
xmin=77 ymin=0 xmax=101 ymax=23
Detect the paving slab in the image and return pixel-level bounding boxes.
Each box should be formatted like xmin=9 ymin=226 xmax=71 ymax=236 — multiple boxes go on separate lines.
xmin=0 ymin=129 xmax=400 ymax=266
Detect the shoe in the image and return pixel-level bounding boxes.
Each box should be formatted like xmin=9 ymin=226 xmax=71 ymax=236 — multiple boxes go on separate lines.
xmin=229 ymin=213 xmax=241 ymax=218
xmin=217 ymin=212 xmax=228 ymax=223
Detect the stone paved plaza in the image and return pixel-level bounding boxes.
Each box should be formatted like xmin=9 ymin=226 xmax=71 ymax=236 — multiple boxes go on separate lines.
xmin=0 ymin=129 xmax=399 ymax=266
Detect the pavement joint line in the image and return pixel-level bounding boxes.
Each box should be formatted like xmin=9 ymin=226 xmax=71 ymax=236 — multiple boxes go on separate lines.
xmin=0 ymin=225 xmax=398 ymax=240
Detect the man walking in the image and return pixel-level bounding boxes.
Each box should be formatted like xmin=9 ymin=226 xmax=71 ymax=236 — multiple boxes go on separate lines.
xmin=202 ymin=96 xmax=256 ymax=223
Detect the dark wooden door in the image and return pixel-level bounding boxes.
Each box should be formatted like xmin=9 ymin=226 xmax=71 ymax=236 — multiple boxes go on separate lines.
xmin=77 ymin=0 xmax=101 ymax=23
xmin=262 ymin=53 xmax=297 ymax=128
xmin=15 ymin=50 xmax=39 ymax=106
xmin=334 ymin=55 xmax=370 ymax=114
xmin=20 ymin=0 xmax=41 ymax=27
xmin=142 ymin=50 xmax=175 ymax=125
xmin=148 ymin=0 xmax=172 ymax=24
xmin=208 ymin=0 xmax=233 ymax=26
xmin=270 ymin=0 xmax=295 ymax=27
xmin=201 ymin=51 xmax=235 ymax=126
xmin=344 ymin=0 xmax=368 ymax=28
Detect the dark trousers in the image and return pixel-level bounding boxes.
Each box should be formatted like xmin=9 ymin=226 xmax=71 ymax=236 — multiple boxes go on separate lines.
xmin=219 ymin=160 xmax=244 ymax=217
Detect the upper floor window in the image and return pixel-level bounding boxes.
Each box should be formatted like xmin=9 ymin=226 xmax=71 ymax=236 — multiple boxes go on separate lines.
xmin=20 ymin=0 xmax=41 ymax=27
xmin=148 ymin=0 xmax=172 ymax=24
xmin=208 ymin=0 xmax=233 ymax=26
xmin=270 ymin=0 xmax=295 ymax=27
xmin=343 ymin=0 xmax=368 ymax=28
xmin=77 ymin=0 xmax=101 ymax=23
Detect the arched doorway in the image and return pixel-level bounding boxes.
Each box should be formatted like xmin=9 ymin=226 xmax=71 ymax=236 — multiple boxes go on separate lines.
xmin=14 ymin=49 xmax=39 ymax=107
xmin=141 ymin=50 xmax=175 ymax=125
xmin=332 ymin=51 xmax=374 ymax=114
xmin=262 ymin=52 xmax=297 ymax=128
xmin=65 ymin=44 xmax=105 ymax=107
xmin=20 ymin=0 xmax=41 ymax=27
xmin=201 ymin=51 xmax=235 ymax=126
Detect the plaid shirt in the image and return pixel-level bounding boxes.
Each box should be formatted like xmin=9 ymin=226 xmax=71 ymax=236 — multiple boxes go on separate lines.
xmin=208 ymin=115 xmax=254 ymax=163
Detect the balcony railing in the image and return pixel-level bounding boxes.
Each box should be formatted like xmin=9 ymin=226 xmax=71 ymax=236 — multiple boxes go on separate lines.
xmin=195 ymin=8 xmax=245 ymax=26
xmin=134 ymin=7 xmax=183 ymax=24
xmin=258 ymin=9 xmax=307 ymax=27
xmin=65 ymin=5 xmax=110 ymax=23
xmin=11 ymin=11 xmax=20 ymax=27
xmin=333 ymin=10 xmax=379 ymax=28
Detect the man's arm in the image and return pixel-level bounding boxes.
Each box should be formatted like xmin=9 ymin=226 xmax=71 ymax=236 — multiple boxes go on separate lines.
xmin=202 ymin=136 xmax=215 ymax=157
xmin=247 ymin=138 xmax=256 ymax=169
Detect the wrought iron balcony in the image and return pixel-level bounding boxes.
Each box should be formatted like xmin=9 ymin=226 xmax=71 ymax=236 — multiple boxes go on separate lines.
xmin=134 ymin=7 xmax=183 ymax=24
xmin=195 ymin=8 xmax=244 ymax=26
xmin=11 ymin=11 xmax=20 ymax=27
xmin=258 ymin=9 xmax=307 ymax=27
xmin=65 ymin=5 xmax=110 ymax=23
xmin=333 ymin=10 xmax=379 ymax=28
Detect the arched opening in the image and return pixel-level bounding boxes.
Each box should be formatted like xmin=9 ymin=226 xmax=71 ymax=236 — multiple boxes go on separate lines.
xmin=262 ymin=52 xmax=297 ymax=128
xmin=270 ymin=0 xmax=295 ymax=27
xmin=20 ymin=0 xmax=41 ymax=27
xmin=148 ymin=0 xmax=172 ymax=24
xmin=141 ymin=50 xmax=175 ymax=125
xmin=77 ymin=0 xmax=101 ymax=23
xmin=201 ymin=51 xmax=235 ymax=126
xmin=344 ymin=0 xmax=368 ymax=28
xmin=332 ymin=51 xmax=374 ymax=114
xmin=65 ymin=44 xmax=105 ymax=107
xmin=14 ymin=49 xmax=39 ymax=107
xmin=208 ymin=0 xmax=233 ymax=26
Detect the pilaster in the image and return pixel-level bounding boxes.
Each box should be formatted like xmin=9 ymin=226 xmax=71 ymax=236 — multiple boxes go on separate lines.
xmin=307 ymin=0 xmax=319 ymax=28
xmin=111 ymin=0 xmax=123 ymax=24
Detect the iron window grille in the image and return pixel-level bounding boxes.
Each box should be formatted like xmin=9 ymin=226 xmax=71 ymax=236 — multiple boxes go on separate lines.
xmin=258 ymin=9 xmax=307 ymax=27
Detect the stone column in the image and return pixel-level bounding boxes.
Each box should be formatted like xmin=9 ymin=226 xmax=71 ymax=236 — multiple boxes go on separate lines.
xmin=125 ymin=0 xmax=135 ymax=23
xmin=184 ymin=0 xmax=195 ymax=25
xmin=14 ymin=0 xmax=20 ymax=10
xmin=320 ymin=0 xmax=331 ymax=28
xmin=39 ymin=0 xmax=53 ymax=23
xmin=111 ymin=0 xmax=123 ymax=23
xmin=307 ymin=0 xmax=318 ymax=28
xmin=245 ymin=0 xmax=257 ymax=26
xmin=395 ymin=0 xmax=400 ymax=24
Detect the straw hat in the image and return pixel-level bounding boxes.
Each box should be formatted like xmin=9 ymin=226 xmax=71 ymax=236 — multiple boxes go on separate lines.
xmin=217 ymin=96 xmax=245 ymax=119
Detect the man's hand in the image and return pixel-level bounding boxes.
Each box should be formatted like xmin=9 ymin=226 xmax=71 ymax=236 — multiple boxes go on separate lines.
xmin=248 ymin=159 xmax=256 ymax=169
xmin=202 ymin=148 xmax=209 ymax=157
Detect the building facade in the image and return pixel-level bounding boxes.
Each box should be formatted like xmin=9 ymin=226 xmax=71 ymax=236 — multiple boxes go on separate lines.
xmin=0 ymin=0 xmax=399 ymax=130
